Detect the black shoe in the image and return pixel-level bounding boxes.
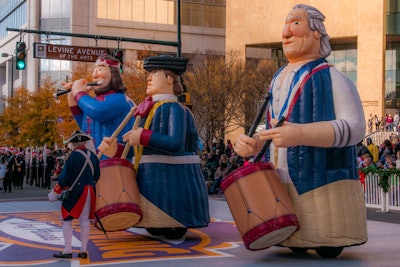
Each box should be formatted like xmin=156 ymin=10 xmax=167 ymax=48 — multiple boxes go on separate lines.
xmin=53 ymin=252 xmax=72 ymax=258
xmin=77 ymin=252 xmax=88 ymax=258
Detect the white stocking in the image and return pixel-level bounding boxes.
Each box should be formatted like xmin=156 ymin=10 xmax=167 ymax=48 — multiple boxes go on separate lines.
xmin=79 ymin=190 xmax=91 ymax=253
xmin=62 ymin=220 xmax=73 ymax=253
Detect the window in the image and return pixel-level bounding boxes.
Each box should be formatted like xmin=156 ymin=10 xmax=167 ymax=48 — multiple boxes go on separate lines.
xmin=39 ymin=0 xmax=72 ymax=86
xmin=387 ymin=0 xmax=400 ymax=35
xmin=326 ymin=44 xmax=357 ymax=85
xmin=385 ymin=43 xmax=400 ymax=108
xmin=96 ymin=0 xmax=226 ymax=29
xmin=0 ymin=0 xmax=27 ymax=39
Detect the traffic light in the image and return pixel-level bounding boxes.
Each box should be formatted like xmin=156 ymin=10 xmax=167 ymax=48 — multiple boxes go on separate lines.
xmin=114 ymin=49 xmax=123 ymax=73
xmin=178 ymin=93 xmax=192 ymax=111
xmin=15 ymin=41 xmax=27 ymax=70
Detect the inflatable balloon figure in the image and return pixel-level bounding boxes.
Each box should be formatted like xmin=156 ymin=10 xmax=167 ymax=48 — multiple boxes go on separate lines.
xmin=100 ymin=54 xmax=210 ymax=239
xmin=66 ymin=53 xmax=138 ymax=232
xmin=230 ymin=4 xmax=367 ymax=258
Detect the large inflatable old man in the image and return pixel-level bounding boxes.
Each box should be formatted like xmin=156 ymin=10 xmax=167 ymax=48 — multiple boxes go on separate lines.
xmin=233 ymin=4 xmax=367 ymax=258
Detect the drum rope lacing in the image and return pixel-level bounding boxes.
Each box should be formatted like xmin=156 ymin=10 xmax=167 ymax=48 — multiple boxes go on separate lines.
xmin=232 ymin=173 xmax=293 ymax=230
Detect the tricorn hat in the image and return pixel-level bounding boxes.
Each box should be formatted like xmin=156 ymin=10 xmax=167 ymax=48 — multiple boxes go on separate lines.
xmin=143 ymin=54 xmax=188 ymax=74
xmin=66 ymin=130 xmax=92 ymax=143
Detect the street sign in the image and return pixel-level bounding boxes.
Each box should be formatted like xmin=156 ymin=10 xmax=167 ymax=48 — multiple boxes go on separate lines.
xmin=33 ymin=43 xmax=110 ymax=62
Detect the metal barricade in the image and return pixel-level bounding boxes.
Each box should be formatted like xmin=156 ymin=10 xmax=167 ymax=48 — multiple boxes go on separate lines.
xmin=364 ymin=173 xmax=400 ymax=212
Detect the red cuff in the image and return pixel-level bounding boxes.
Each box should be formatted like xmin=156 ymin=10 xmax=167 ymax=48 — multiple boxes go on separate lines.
xmin=113 ymin=143 xmax=126 ymax=158
xmin=53 ymin=184 xmax=68 ymax=194
xmin=70 ymin=105 xmax=82 ymax=116
xmin=140 ymin=129 xmax=152 ymax=146
xmin=74 ymin=91 xmax=87 ymax=102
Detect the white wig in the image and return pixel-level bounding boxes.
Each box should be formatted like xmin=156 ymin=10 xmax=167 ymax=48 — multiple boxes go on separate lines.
xmin=293 ymin=4 xmax=332 ymax=58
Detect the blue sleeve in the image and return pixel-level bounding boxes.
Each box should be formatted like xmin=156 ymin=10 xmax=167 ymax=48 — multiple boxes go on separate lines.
xmin=148 ymin=104 xmax=186 ymax=153
xmin=78 ymin=93 xmax=133 ymax=122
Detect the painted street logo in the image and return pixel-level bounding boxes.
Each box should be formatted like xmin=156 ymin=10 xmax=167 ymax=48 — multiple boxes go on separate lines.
xmin=0 ymin=211 xmax=241 ymax=265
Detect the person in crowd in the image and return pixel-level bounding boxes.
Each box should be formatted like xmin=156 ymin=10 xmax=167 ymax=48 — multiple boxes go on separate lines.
xmin=366 ymin=137 xmax=379 ymax=163
xmin=48 ymin=131 xmax=100 ymax=259
xmin=381 ymin=115 xmax=386 ymax=131
xmin=233 ymin=4 xmax=367 ymax=256
xmin=0 ymin=153 xmax=6 ymax=191
xmin=3 ymin=149 xmax=15 ymax=193
xmin=205 ymin=151 xmax=219 ymax=181
xmin=200 ymin=153 xmax=209 ymax=180
xmin=359 ymin=155 xmax=375 ymax=169
xmin=99 ymin=54 xmax=209 ymax=239
xmin=394 ymin=112 xmax=399 ymax=132
xmin=43 ymin=149 xmax=55 ymax=189
xmin=356 ymin=140 xmax=372 ymax=159
xmin=27 ymin=151 xmax=39 ymax=186
xmin=386 ymin=113 xmax=394 ymax=131
xmin=378 ymin=139 xmax=394 ymax=165
xmin=224 ymin=139 xmax=233 ymax=156
xmin=208 ymin=154 xmax=230 ymax=195
xmin=64 ymin=53 xmax=135 ymax=160
xmin=374 ymin=114 xmax=380 ymax=131
xmin=13 ymin=152 xmax=25 ymax=189
xmin=367 ymin=114 xmax=373 ymax=133
xmin=37 ymin=153 xmax=45 ymax=187
xmin=217 ymin=138 xmax=225 ymax=157
xmin=383 ymin=152 xmax=396 ymax=169
xmin=395 ymin=150 xmax=400 ymax=169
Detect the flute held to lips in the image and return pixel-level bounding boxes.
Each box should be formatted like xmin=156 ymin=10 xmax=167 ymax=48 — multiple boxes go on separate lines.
xmin=53 ymin=80 xmax=103 ymax=98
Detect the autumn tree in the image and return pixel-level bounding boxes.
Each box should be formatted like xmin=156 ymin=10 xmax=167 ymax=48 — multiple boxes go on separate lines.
xmin=0 ymin=87 xmax=31 ymax=146
xmin=0 ymin=78 xmax=74 ymax=147
xmin=185 ymin=50 xmax=277 ymax=146
xmin=24 ymin=78 xmax=70 ymax=147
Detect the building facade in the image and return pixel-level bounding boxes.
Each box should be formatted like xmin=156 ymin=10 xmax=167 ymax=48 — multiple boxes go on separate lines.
xmin=0 ymin=0 xmax=225 ymax=110
xmin=226 ymin=0 xmax=398 ymax=140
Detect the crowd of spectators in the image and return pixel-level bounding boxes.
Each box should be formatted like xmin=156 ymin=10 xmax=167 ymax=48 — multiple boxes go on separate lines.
xmin=199 ymin=138 xmax=252 ymax=195
xmin=0 ymin=147 xmax=70 ymax=193
xmin=358 ymin=132 xmax=400 ymax=170
xmin=367 ymin=113 xmax=400 ymax=133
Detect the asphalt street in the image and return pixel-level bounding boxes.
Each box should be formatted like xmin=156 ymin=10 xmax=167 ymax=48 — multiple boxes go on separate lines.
xmin=0 ymin=185 xmax=399 ymax=267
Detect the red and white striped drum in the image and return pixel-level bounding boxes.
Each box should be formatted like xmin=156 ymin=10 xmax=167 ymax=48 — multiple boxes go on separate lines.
xmin=95 ymin=158 xmax=142 ymax=231
xmin=220 ymin=161 xmax=299 ymax=251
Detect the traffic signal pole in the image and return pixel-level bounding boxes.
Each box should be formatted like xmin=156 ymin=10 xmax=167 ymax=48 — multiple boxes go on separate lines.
xmin=6 ymin=27 xmax=180 ymax=49
xmin=7 ymin=0 xmax=182 ymax=56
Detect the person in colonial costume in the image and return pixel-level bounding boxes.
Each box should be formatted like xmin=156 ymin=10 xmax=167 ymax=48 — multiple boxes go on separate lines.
xmin=48 ymin=131 xmax=100 ymax=259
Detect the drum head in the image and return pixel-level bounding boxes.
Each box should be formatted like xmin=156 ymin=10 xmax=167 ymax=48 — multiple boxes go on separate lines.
xmin=246 ymin=225 xmax=298 ymax=250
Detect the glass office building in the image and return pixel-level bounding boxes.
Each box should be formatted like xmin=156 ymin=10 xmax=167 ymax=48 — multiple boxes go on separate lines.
xmin=0 ymin=0 xmax=225 ymax=105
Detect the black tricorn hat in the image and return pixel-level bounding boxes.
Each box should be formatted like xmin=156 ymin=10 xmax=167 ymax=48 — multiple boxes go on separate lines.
xmin=143 ymin=54 xmax=188 ymax=74
xmin=66 ymin=130 xmax=92 ymax=143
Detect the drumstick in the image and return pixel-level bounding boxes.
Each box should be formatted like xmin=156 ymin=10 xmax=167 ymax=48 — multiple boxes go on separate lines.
xmin=121 ymin=115 xmax=141 ymax=159
xmin=248 ymin=92 xmax=272 ymax=137
xmin=254 ymin=116 xmax=286 ymax=163
xmin=235 ymin=92 xmax=272 ymax=163
xmin=97 ymin=106 xmax=137 ymax=159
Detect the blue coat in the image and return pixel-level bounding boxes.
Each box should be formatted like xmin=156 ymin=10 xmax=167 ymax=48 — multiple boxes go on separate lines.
xmin=136 ymin=101 xmax=210 ymax=228
xmin=71 ymin=91 xmax=135 ymax=160
xmin=56 ymin=147 xmax=100 ymax=220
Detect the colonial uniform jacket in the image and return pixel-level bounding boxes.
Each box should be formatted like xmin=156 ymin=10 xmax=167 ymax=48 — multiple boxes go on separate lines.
xmin=54 ymin=147 xmax=100 ymax=221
